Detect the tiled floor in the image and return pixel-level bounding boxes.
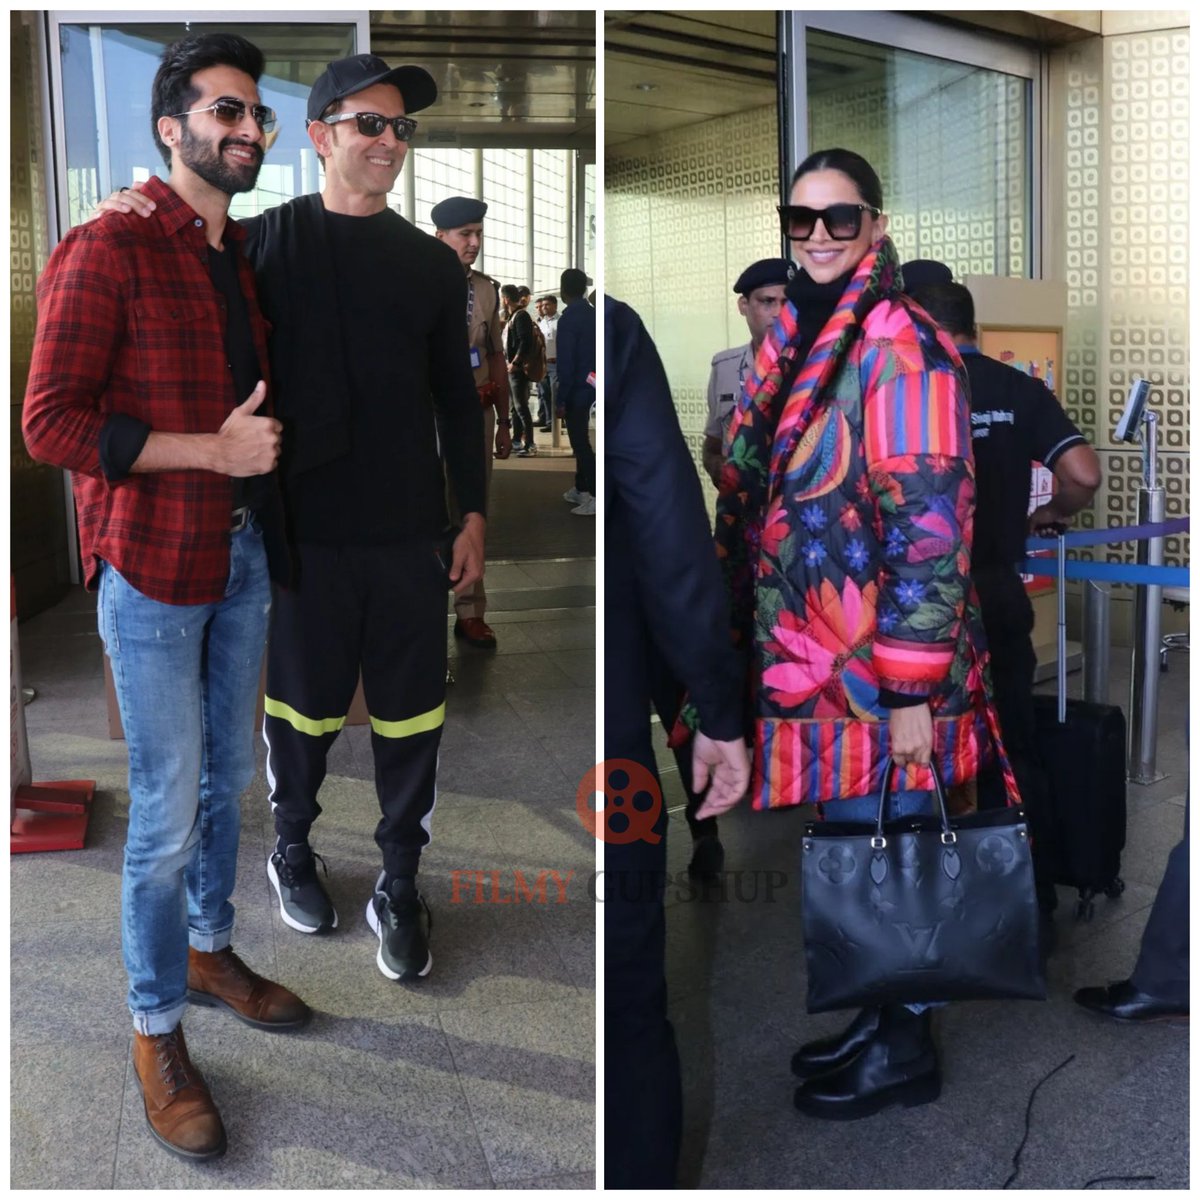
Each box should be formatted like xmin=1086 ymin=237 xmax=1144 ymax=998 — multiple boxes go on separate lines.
xmin=11 ymin=465 xmax=596 ymax=1189
xmin=654 ymin=648 xmax=1190 ymax=1190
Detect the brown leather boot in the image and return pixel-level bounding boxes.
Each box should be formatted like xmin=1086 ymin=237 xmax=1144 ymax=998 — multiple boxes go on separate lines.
xmin=187 ymin=946 xmax=311 ymax=1031
xmin=132 ymin=1024 xmax=226 ymax=1160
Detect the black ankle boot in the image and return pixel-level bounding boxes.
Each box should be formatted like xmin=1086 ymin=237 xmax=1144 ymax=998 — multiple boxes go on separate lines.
xmin=793 ymin=1005 xmax=940 ymax=1120
xmin=790 ymin=1007 xmax=883 ymax=1078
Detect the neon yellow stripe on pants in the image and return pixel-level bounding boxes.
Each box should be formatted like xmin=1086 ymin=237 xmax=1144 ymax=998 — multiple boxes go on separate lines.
xmin=263 ymin=695 xmax=347 ymax=737
xmin=369 ymin=702 xmax=446 ymax=739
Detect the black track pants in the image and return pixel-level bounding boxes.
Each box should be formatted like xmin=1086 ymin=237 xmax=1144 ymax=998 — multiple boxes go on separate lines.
xmin=263 ymin=541 xmax=448 ymax=879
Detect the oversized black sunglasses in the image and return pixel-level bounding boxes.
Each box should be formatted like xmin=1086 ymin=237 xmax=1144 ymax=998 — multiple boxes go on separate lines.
xmin=777 ymin=203 xmax=882 ymax=241
xmin=171 ymin=97 xmax=277 ymax=132
xmin=320 ymin=111 xmax=419 ymax=142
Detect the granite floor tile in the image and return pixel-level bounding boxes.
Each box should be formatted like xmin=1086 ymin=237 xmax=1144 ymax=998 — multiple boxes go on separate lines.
xmin=440 ymin=996 xmax=595 ymax=1182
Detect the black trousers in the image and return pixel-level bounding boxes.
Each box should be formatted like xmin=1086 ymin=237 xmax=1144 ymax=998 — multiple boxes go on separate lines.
xmin=605 ymin=589 xmax=681 ymax=1189
xmin=509 ymin=374 xmax=535 ymax=448
xmin=565 ymin=401 xmax=596 ymax=496
xmin=1132 ymin=802 xmax=1189 ymax=1004
xmin=264 ymin=541 xmax=447 ymax=879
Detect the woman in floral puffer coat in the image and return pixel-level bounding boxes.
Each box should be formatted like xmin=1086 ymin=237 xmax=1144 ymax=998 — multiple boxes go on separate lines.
xmin=711 ymin=148 xmax=1011 ymax=1120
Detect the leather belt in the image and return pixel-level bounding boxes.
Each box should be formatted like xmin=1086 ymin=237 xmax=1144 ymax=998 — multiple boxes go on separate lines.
xmin=231 ymin=506 xmax=253 ymax=533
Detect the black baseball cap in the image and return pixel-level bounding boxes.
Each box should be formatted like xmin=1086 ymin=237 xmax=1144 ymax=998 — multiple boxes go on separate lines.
xmin=306 ymin=53 xmax=438 ymax=123
xmin=900 ymin=259 xmax=954 ymax=294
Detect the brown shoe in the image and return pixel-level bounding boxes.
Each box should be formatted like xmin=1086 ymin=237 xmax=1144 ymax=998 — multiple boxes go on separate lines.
xmin=187 ymin=946 xmax=311 ymax=1031
xmin=132 ymin=1024 xmax=226 ymax=1160
xmin=454 ymin=617 xmax=498 ymax=649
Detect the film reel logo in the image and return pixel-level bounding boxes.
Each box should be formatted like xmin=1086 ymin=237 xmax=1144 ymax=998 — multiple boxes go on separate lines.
xmin=576 ymin=760 xmax=663 ymax=844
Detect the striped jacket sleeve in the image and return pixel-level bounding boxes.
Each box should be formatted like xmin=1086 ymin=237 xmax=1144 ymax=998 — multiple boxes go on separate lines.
xmin=860 ymin=302 xmax=974 ymax=703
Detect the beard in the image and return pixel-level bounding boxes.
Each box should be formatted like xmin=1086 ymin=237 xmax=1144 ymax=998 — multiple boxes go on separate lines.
xmin=179 ymin=121 xmax=263 ymax=195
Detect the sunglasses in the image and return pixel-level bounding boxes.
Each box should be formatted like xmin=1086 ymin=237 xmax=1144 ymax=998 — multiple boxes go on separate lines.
xmin=320 ymin=111 xmax=419 ymax=142
xmin=777 ymin=203 xmax=882 ymax=241
xmin=171 ymin=97 xmax=277 ymax=132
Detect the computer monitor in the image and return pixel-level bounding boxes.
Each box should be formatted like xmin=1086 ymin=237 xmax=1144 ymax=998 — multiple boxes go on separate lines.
xmin=1115 ymin=377 xmax=1151 ymax=444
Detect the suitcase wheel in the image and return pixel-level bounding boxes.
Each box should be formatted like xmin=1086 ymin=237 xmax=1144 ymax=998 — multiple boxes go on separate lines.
xmin=1104 ymin=877 xmax=1126 ymax=899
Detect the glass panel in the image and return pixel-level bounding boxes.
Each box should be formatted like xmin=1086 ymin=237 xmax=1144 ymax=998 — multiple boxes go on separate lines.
xmin=532 ymin=149 xmax=569 ymax=295
xmin=480 ymin=148 xmax=528 ymax=285
xmin=59 ymin=21 xmax=357 ymax=230
xmin=582 ymin=161 xmax=595 ymax=282
xmin=806 ymin=29 xmax=1030 ymax=277
xmin=405 ymin=147 xmax=477 ymax=233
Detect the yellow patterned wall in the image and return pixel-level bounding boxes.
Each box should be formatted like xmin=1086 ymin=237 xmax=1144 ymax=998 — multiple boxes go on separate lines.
xmin=606 ymin=104 xmax=780 ymax=486
xmin=1050 ymin=20 xmax=1189 ymax=571
xmin=10 ymin=10 xmax=69 ymax=617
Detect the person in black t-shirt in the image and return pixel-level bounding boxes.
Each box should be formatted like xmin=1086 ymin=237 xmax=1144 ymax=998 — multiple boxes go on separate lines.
xmin=904 ymin=264 xmax=1101 ymax=915
xmin=501 ymin=283 xmax=539 ymax=456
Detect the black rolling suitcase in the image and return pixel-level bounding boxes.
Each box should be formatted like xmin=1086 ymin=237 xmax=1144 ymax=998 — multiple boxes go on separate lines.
xmin=1031 ymin=533 xmax=1127 ymax=920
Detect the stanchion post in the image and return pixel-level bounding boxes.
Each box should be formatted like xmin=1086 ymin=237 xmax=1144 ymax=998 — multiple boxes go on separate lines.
xmin=1082 ymin=580 xmax=1111 ymax=704
xmin=1128 ymin=411 xmax=1166 ymax=784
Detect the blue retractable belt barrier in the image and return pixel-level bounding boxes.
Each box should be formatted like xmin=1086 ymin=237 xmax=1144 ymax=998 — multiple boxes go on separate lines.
xmin=1022 ymin=518 xmax=1189 ymax=588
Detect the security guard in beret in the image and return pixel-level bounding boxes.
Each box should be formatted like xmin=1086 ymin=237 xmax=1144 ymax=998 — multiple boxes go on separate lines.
xmin=433 ymin=195 xmax=511 ymax=649
xmin=701 ymin=257 xmax=792 ymax=487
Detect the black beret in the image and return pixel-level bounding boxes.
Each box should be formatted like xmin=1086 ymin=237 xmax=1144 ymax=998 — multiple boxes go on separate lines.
xmin=900 ymin=259 xmax=954 ymax=294
xmin=307 ymin=54 xmax=437 ymax=122
xmin=733 ymin=257 xmax=792 ymax=296
xmin=430 ymin=196 xmax=488 ymax=229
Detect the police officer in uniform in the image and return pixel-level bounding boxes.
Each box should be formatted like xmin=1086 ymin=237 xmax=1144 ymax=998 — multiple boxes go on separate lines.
xmin=701 ymin=258 xmax=791 ymax=488
xmin=432 ymin=196 xmax=511 ymax=650
xmin=903 ymin=261 xmax=1102 ymax=917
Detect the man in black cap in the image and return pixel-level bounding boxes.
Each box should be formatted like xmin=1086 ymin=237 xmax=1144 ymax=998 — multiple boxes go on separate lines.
xmin=701 ymin=257 xmax=791 ymax=488
xmin=902 ymin=262 xmax=1101 ymax=918
xmin=433 ymin=195 xmax=511 ymax=650
xmin=97 ymin=52 xmax=487 ymax=983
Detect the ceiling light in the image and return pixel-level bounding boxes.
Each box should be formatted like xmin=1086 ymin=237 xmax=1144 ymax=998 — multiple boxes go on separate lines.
xmin=635 ymin=82 xmax=658 ymax=92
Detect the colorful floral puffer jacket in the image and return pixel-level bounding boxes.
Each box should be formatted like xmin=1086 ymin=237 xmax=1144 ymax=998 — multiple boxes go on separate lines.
xmin=715 ymin=238 xmax=1001 ymax=811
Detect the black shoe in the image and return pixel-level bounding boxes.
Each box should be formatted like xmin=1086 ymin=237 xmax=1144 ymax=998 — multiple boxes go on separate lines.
xmin=1074 ymin=979 xmax=1189 ymax=1024
xmin=366 ymin=874 xmax=433 ymax=981
xmin=687 ymin=834 xmax=725 ymax=883
xmin=793 ymin=1006 xmax=940 ymax=1120
xmin=267 ymin=842 xmax=337 ymax=933
xmin=790 ymin=1007 xmax=883 ymax=1078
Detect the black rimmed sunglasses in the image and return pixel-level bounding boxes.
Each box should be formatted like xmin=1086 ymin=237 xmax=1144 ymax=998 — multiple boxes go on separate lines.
xmin=171 ymin=97 xmax=277 ymax=132
xmin=320 ymin=111 xmax=419 ymax=142
xmin=777 ymin=203 xmax=882 ymax=241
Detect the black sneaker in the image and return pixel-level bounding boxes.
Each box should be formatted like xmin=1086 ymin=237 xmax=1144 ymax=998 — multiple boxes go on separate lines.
xmin=365 ymin=874 xmax=433 ymax=981
xmin=267 ymin=842 xmax=338 ymax=934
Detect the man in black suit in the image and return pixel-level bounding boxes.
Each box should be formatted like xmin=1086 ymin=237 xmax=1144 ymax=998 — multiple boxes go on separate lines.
xmin=604 ymin=296 xmax=750 ymax=1188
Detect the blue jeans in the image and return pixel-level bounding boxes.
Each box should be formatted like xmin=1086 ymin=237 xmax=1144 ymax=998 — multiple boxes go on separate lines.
xmin=97 ymin=525 xmax=270 ymax=1034
xmin=537 ymin=365 xmax=557 ymax=425
xmin=833 ymin=789 xmax=945 ymax=1014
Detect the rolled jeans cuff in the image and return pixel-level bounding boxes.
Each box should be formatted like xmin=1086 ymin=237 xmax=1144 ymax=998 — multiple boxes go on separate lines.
xmin=189 ymin=924 xmax=233 ymax=954
xmin=131 ymin=999 xmax=188 ymax=1036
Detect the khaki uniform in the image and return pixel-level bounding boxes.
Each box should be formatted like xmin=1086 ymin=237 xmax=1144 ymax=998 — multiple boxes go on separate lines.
xmin=704 ymin=342 xmax=753 ymax=444
xmin=455 ymin=268 xmax=504 ymax=621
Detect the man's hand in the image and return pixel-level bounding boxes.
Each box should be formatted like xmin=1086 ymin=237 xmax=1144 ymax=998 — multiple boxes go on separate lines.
xmin=692 ymin=731 xmax=751 ymax=819
xmin=1027 ymin=502 xmax=1069 ymax=537
xmin=494 ymin=424 xmax=513 ymax=460
xmin=91 ymin=185 xmax=156 ymax=222
xmin=212 ymin=382 xmax=281 ymax=477
xmin=449 ymin=513 xmax=485 ymax=595
xmin=888 ymin=702 xmax=933 ymax=769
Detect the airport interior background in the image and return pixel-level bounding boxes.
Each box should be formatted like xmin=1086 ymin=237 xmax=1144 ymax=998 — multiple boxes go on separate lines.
xmin=606 ymin=8 xmax=1189 ymax=648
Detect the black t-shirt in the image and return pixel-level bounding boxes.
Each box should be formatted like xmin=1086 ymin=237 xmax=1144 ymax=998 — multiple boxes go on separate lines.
xmin=286 ymin=208 xmax=457 ymax=544
xmin=207 ymin=241 xmax=266 ymax=512
xmin=962 ymin=347 xmax=1087 ymax=570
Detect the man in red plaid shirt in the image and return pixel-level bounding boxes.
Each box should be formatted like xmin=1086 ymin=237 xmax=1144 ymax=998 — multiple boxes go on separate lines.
xmin=23 ymin=34 xmax=310 ymax=1162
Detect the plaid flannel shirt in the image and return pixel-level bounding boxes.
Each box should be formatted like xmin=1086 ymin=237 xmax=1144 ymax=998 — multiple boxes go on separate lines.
xmin=23 ymin=176 xmax=273 ymax=605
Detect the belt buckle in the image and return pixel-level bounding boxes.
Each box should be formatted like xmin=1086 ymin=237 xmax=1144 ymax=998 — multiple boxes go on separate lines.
xmin=231 ymin=506 xmax=251 ymax=533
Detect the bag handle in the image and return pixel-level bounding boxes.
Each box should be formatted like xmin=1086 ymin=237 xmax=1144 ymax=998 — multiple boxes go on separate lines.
xmin=873 ymin=755 xmax=956 ymax=850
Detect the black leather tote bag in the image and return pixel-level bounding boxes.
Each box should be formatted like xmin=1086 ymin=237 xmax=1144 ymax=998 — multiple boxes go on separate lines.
xmin=801 ymin=758 xmax=1046 ymax=1013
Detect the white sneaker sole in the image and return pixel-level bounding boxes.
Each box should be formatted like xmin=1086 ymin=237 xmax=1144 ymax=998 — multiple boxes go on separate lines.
xmin=267 ymin=856 xmax=338 ymax=934
xmin=365 ymin=897 xmax=433 ymax=980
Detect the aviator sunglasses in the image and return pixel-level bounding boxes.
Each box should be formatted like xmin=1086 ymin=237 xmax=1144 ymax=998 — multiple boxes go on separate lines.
xmin=777 ymin=203 xmax=882 ymax=241
xmin=171 ymin=96 xmax=277 ymax=132
xmin=319 ymin=111 xmax=419 ymax=142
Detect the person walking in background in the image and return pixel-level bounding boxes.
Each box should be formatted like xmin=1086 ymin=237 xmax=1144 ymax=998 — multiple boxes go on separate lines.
xmin=433 ymin=194 xmax=512 ymax=651
xmin=24 ymin=33 xmax=310 ymax=1161
xmin=605 ymin=294 xmax=750 ymax=1188
xmin=536 ymin=293 xmax=560 ymax=430
xmin=556 ymin=268 xmax=596 ymax=516
xmin=502 ymin=282 xmax=539 ymax=455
